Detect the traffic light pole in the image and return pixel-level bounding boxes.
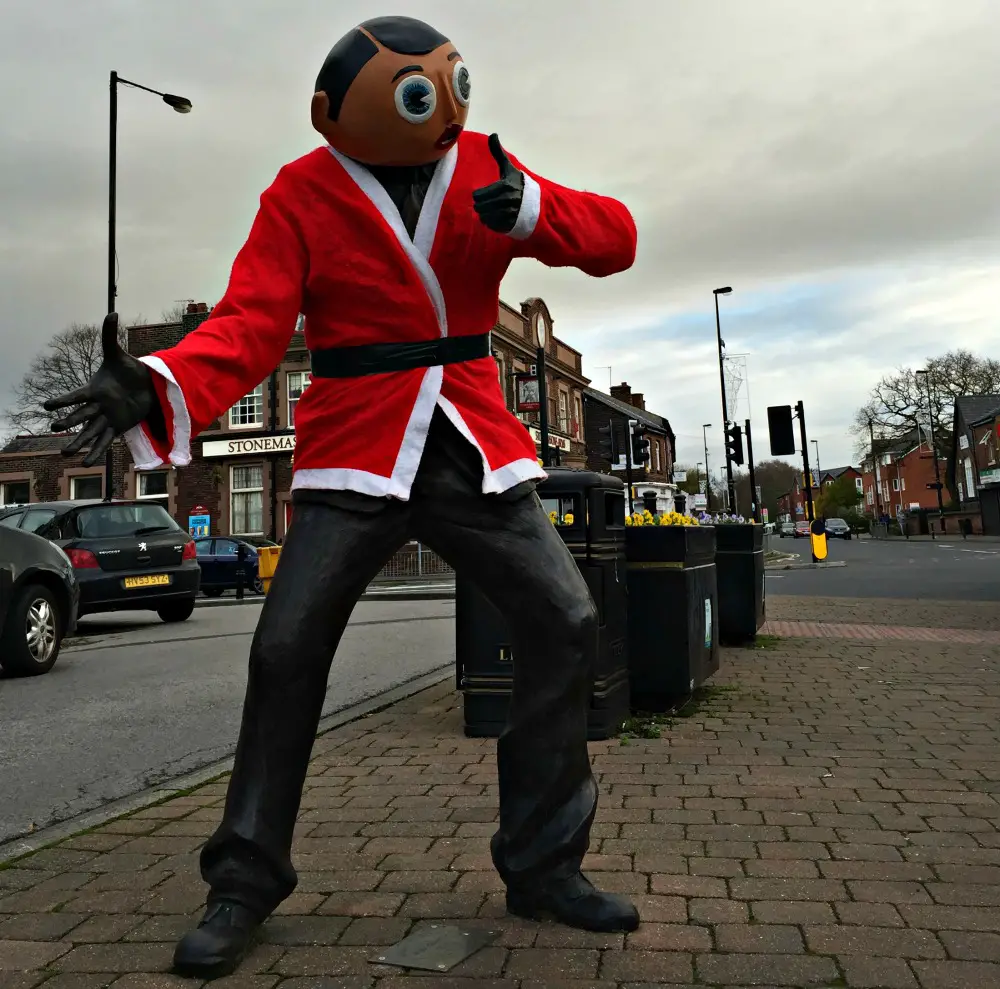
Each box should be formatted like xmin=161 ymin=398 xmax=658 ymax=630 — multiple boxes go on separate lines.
xmin=625 ymin=420 xmax=635 ymax=516
xmin=715 ymin=293 xmax=737 ymax=511
xmin=796 ymin=400 xmax=818 ymax=562
xmin=745 ymin=418 xmax=759 ymax=523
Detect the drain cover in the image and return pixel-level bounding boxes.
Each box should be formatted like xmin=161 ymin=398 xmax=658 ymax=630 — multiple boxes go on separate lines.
xmin=372 ymin=924 xmax=498 ymax=972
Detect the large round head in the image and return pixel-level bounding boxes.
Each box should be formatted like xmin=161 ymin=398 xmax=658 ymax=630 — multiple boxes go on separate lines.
xmin=312 ymin=16 xmax=470 ymax=167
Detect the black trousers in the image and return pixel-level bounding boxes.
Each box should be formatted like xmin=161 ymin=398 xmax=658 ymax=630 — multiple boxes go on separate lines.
xmin=200 ymin=410 xmax=600 ymax=917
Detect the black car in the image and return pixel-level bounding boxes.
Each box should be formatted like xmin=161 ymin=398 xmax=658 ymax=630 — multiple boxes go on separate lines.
xmin=825 ymin=518 xmax=853 ymax=540
xmin=0 ymin=500 xmax=200 ymax=623
xmin=194 ymin=536 xmax=268 ymax=596
xmin=0 ymin=525 xmax=79 ymax=676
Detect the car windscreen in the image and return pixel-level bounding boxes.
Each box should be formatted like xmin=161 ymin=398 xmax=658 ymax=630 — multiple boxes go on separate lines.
xmin=21 ymin=509 xmax=57 ymax=533
xmin=73 ymin=503 xmax=181 ymax=539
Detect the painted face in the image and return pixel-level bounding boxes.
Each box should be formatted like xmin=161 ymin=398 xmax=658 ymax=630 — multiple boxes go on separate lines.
xmin=312 ymin=20 xmax=471 ymax=167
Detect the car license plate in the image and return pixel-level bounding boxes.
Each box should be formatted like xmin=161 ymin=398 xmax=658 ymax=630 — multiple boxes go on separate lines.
xmin=123 ymin=574 xmax=171 ymax=589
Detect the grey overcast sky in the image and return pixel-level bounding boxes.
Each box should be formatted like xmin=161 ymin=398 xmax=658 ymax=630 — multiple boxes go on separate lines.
xmin=1 ymin=0 xmax=998 ymax=475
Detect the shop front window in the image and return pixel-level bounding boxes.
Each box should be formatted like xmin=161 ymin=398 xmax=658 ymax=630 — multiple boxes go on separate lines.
xmin=70 ymin=475 xmax=103 ymax=500
xmin=231 ymin=464 xmax=264 ymax=535
xmin=0 ymin=479 xmax=30 ymax=505
xmin=287 ymin=371 xmax=311 ymax=427
xmin=230 ymin=383 xmax=264 ymax=428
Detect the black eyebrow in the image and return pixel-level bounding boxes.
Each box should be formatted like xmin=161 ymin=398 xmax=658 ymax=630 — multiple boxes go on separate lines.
xmin=448 ymin=51 xmax=461 ymax=61
xmin=391 ymin=64 xmax=423 ymax=82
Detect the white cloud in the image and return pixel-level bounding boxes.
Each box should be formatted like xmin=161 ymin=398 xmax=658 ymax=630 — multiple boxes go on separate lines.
xmin=1 ymin=0 xmax=998 ymax=467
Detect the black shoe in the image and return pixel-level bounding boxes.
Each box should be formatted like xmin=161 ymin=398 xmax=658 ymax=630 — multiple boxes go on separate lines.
xmin=506 ymin=872 xmax=640 ymax=932
xmin=172 ymin=900 xmax=263 ymax=980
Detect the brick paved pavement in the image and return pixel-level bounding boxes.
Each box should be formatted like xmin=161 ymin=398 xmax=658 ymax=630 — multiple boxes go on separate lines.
xmin=2 ymin=595 xmax=1000 ymax=987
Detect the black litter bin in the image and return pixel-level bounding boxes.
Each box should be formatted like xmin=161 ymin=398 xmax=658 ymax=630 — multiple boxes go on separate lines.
xmin=625 ymin=524 xmax=719 ymax=711
xmin=715 ymin=523 xmax=765 ymax=646
xmin=456 ymin=468 xmax=630 ymax=740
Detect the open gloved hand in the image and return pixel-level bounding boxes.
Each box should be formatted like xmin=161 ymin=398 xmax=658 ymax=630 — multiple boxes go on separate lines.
xmin=44 ymin=313 xmax=165 ymax=466
xmin=472 ymin=133 xmax=525 ymax=234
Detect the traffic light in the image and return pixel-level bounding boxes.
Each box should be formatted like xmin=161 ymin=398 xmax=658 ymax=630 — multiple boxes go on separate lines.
xmin=767 ymin=405 xmax=796 ymax=456
xmin=725 ymin=423 xmax=744 ymax=466
xmin=596 ymin=421 xmax=616 ymax=462
xmin=630 ymin=421 xmax=651 ymax=466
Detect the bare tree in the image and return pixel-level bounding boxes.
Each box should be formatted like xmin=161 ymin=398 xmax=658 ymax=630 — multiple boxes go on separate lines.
xmin=850 ymin=349 xmax=1000 ymax=459
xmin=162 ymin=301 xmax=193 ymax=324
xmin=4 ymin=317 xmax=140 ymax=435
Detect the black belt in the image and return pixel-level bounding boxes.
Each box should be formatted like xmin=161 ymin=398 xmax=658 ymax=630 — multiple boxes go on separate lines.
xmin=310 ymin=333 xmax=491 ymax=378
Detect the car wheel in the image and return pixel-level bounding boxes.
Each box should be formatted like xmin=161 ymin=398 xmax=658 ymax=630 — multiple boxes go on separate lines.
xmin=252 ymin=576 xmax=265 ymax=595
xmin=157 ymin=599 xmax=196 ymax=623
xmin=202 ymin=588 xmax=224 ymax=598
xmin=0 ymin=583 xmax=62 ymax=677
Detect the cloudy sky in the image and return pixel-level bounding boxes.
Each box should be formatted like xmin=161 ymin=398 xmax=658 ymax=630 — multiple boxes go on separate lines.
xmin=2 ymin=0 xmax=999 ymax=477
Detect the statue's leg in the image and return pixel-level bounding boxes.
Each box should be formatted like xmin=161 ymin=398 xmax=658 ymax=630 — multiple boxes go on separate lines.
xmin=415 ymin=487 xmax=639 ymax=933
xmin=173 ymin=498 xmax=408 ymax=978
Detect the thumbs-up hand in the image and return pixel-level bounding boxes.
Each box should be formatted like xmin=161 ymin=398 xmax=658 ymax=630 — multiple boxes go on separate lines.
xmin=44 ymin=313 xmax=165 ymax=465
xmin=472 ymin=133 xmax=525 ymax=234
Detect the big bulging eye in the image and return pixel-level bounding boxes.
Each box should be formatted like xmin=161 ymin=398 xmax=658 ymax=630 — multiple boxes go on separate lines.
xmin=394 ymin=75 xmax=437 ymax=124
xmin=452 ymin=61 xmax=471 ymax=107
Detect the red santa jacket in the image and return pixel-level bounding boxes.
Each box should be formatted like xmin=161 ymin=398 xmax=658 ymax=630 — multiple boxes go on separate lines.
xmin=124 ymin=130 xmax=637 ymax=500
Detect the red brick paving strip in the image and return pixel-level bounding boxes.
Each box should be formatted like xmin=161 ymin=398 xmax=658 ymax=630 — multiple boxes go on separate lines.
xmin=1 ymin=598 xmax=1000 ymax=987
xmin=762 ymin=619 xmax=1000 ymax=644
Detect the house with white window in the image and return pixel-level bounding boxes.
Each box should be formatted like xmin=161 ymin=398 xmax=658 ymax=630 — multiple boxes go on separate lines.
xmin=948 ymin=394 xmax=1000 ymax=534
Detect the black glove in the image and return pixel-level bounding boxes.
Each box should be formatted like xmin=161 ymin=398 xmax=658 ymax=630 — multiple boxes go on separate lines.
xmin=44 ymin=313 xmax=165 ymax=466
xmin=472 ymin=133 xmax=525 ymax=234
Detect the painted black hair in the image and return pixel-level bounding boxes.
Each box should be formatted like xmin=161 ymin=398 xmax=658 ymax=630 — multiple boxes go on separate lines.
xmin=315 ymin=16 xmax=451 ymax=122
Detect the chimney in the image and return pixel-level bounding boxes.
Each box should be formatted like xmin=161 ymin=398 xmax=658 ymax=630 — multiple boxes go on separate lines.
xmin=610 ymin=382 xmax=632 ymax=403
xmin=181 ymin=302 xmax=212 ymax=336
xmin=631 ymin=392 xmax=645 ymax=410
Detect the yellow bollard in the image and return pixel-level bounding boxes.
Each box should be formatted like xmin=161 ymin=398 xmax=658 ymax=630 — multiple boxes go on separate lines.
xmin=257 ymin=546 xmax=282 ymax=595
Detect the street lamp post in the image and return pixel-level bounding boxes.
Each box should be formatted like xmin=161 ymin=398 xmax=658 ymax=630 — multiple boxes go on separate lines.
xmin=532 ymin=310 xmax=550 ymax=467
xmin=104 ymin=71 xmax=192 ymax=500
xmin=812 ymin=440 xmax=822 ymax=490
xmin=916 ymin=369 xmax=946 ymax=533
xmin=702 ymin=423 xmax=712 ymax=511
xmin=713 ymin=287 xmax=735 ymax=512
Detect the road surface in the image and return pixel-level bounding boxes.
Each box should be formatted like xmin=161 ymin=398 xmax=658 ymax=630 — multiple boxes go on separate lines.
xmin=768 ymin=535 xmax=1000 ymax=600
xmin=0 ymin=598 xmax=454 ymax=846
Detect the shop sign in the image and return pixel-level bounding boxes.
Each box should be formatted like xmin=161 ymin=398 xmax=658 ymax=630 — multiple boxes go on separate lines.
xmin=188 ymin=508 xmax=210 ymax=537
xmin=515 ymin=373 xmax=540 ymax=412
xmin=202 ymin=434 xmax=296 ymax=458
xmin=979 ymin=467 xmax=1000 ymax=485
xmin=528 ymin=426 xmax=571 ymax=452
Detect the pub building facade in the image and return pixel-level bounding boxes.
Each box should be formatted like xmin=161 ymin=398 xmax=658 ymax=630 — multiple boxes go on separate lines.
xmin=0 ymin=298 xmax=593 ymax=542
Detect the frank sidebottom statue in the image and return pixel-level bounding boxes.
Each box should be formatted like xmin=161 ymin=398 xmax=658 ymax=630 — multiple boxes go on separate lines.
xmin=46 ymin=14 xmax=639 ymax=980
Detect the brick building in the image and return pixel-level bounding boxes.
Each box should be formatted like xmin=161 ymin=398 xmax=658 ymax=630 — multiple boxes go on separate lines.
xmin=491 ymin=298 xmax=589 ymax=468
xmin=776 ymin=472 xmax=819 ymax=521
xmin=779 ymin=465 xmax=865 ymax=519
xmin=860 ymin=430 xmax=940 ymax=517
xmin=948 ymin=395 xmax=1000 ymax=533
xmin=582 ymin=382 xmax=677 ymax=514
xmin=0 ymin=298 xmax=592 ymax=540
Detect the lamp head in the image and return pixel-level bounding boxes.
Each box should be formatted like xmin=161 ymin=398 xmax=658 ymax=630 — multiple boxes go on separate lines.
xmin=163 ymin=93 xmax=193 ymax=113
xmin=714 ymin=286 xmax=733 ymax=296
